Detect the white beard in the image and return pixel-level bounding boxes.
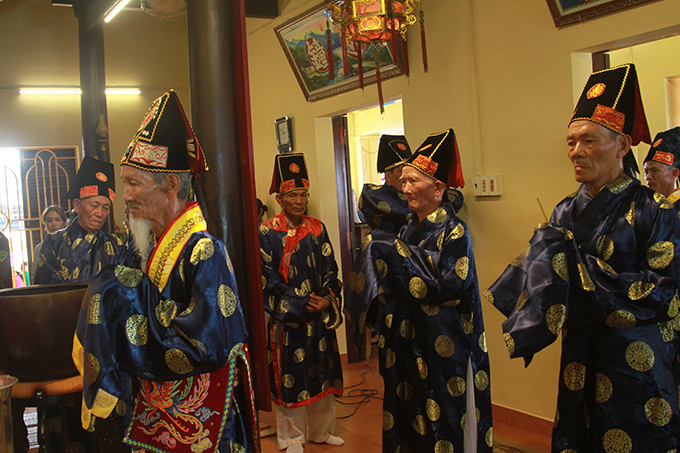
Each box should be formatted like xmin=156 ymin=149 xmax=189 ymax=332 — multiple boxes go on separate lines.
xmin=129 ymin=216 xmax=154 ymax=269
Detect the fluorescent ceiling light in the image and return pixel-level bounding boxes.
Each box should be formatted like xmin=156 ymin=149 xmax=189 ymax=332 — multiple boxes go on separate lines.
xmin=104 ymin=0 xmax=133 ymax=23
xmin=19 ymin=88 xmax=141 ymax=95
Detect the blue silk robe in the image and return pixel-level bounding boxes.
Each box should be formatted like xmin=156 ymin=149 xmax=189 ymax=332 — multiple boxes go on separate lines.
xmin=259 ymin=212 xmax=343 ymax=408
xmin=487 ymin=174 xmax=680 ymax=452
xmin=347 ymin=193 xmax=493 ymax=453
xmin=73 ymin=203 xmax=256 ymax=453
xmin=34 ymin=219 xmax=127 ymax=284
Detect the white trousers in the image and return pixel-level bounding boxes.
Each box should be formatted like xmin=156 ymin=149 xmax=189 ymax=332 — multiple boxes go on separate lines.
xmin=275 ymin=394 xmax=337 ymax=450
xmin=464 ymin=356 xmax=478 ymax=453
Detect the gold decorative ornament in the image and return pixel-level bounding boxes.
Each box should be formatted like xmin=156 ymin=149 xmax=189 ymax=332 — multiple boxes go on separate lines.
xmin=475 ymin=370 xmax=489 ymax=391
xmin=503 ymin=333 xmax=515 ymax=356
xmin=516 ymin=290 xmax=529 ymax=311
xmin=125 ymin=314 xmax=148 ymax=346
xmin=578 ymin=263 xmax=595 ymax=291
xmin=512 ymin=243 xmax=531 ymax=267
xmin=426 ymin=398 xmax=441 ymax=421
xmin=628 ymin=281 xmax=655 ymax=300
xmin=165 ymin=349 xmax=193 ymax=374
xmin=294 ymin=348 xmax=306 ymax=363
xmin=644 ymin=397 xmax=672 ymax=427
xmin=647 ymin=241 xmax=674 ymax=270
xmin=625 ymin=341 xmax=655 ymax=372
xmin=218 ymin=284 xmax=238 ymax=318
xmin=85 ymin=353 xmax=100 ymax=385
xmin=435 ymin=335 xmax=455 ymax=358
xmin=595 ymin=372 xmax=613 ymax=403
xmin=602 ymin=428 xmax=632 ymax=453
xmin=625 ymin=201 xmax=636 ymax=226
xmin=448 ymin=224 xmax=465 ymax=241
xmin=546 ymin=304 xmax=567 ymax=335
xmin=597 ymin=235 xmax=614 ymax=260
xmin=605 ymin=310 xmax=636 ymax=328
xmin=563 ymin=362 xmax=586 ymax=391
xmin=413 ymin=414 xmax=426 ymax=435
xmin=399 ymin=319 xmax=416 ymax=340
xmin=397 ymin=381 xmax=414 ymax=401
xmin=479 ymin=332 xmax=488 ymax=353
xmin=190 ymin=238 xmax=215 ymax=265
xmin=455 ymin=256 xmax=469 ymax=280
xmin=409 ymin=276 xmax=427 ymax=299
xmin=87 ymin=293 xmax=102 ymax=325
xmin=115 ymin=265 xmax=144 ymax=288
xmin=416 ymin=356 xmax=428 ymax=379
xmin=155 ymin=299 xmax=177 ymax=327
xmin=383 ymin=410 xmax=395 ymax=430
xmin=386 ymin=348 xmax=396 ymax=368
xmin=396 ymin=238 xmax=412 ymax=257
xmin=434 ymin=440 xmax=453 ymax=453
xmin=552 ymin=252 xmax=569 ymax=281
xmin=361 ymin=233 xmax=373 ymax=252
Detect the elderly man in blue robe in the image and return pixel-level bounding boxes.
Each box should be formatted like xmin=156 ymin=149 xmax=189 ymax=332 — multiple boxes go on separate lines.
xmin=488 ymin=64 xmax=680 ymax=452
xmin=72 ymin=91 xmax=258 ymax=453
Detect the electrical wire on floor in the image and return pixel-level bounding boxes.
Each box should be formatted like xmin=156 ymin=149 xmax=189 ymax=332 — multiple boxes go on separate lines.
xmin=336 ymin=353 xmax=382 ymax=420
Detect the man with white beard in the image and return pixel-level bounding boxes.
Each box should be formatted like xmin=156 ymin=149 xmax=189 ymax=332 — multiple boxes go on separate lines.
xmin=72 ymin=90 xmax=258 ymax=453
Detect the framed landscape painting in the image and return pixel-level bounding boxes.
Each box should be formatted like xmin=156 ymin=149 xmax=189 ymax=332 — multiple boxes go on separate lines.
xmin=546 ymin=0 xmax=660 ymax=27
xmin=274 ymin=3 xmax=404 ymax=102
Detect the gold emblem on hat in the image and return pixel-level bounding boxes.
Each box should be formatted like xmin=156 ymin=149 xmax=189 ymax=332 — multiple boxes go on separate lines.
xmin=96 ymin=172 xmax=108 ymax=182
xmin=587 ymin=83 xmax=606 ymax=99
xmin=654 ymin=138 xmax=663 ymax=148
xmin=289 ymin=163 xmax=300 ymax=173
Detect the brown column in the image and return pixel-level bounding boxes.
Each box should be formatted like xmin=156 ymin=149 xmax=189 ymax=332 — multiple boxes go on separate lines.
xmin=186 ymin=0 xmax=270 ymax=412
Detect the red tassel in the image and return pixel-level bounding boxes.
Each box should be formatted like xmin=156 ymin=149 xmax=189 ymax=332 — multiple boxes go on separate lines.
xmin=402 ymin=35 xmax=410 ymax=77
xmin=357 ymin=42 xmax=364 ymax=89
xmin=341 ymin=29 xmax=349 ymax=77
xmin=326 ymin=22 xmax=334 ymax=80
xmin=376 ymin=62 xmax=384 ymax=114
xmin=420 ymin=10 xmax=428 ymax=73
xmin=390 ymin=29 xmax=401 ymax=71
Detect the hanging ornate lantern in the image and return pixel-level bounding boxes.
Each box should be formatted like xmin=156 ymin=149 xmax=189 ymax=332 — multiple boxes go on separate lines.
xmin=326 ymin=0 xmax=426 ymax=112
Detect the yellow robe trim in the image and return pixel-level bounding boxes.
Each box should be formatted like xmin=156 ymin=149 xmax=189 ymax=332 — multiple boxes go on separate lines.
xmin=666 ymin=189 xmax=680 ymax=206
xmin=147 ymin=202 xmax=207 ymax=292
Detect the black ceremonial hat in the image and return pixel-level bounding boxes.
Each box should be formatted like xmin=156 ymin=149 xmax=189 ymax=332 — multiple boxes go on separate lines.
xmin=269 ymin=153 xmax=310 ymax=195
xmin=69 ymin=156 xmax=115 ymax=202
xmin=644 ymin=127 xmax=680 ymax=169
xmin=121 ymin=90 xmax=208 ymax=175
xmin=570 ymin=64 xmax=651 ymax=146
xmin=404 ymin=129 xmax=465 ymax=188
xmin=377 ymin=135 xmax=411 ymax=173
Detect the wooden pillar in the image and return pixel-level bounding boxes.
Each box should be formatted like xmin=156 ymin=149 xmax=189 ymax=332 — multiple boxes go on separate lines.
xmin=186 ymin=0 xmax=270 ymax=412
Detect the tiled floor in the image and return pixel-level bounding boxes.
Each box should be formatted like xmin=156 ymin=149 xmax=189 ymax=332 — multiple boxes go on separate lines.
xmin=258 ymin=352 xmax=551 ymax=453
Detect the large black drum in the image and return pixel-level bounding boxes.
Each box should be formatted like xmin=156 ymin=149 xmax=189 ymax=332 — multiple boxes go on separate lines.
xmin=0 ymin=284 xmax=88 ymax=382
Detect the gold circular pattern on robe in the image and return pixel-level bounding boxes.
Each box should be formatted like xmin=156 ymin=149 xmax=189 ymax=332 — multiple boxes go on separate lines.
xmin=598 ymin=258 xmax=618 ymax=275
xmin=625 ymin=341 xmax=655 ymax=372
xmin=296 ymin=279 xmax=312 ymax=296
xmin=397 ymin=381 xmax=414 ymax=401
xmin=503 ymin=333 xmax=515 ymax=355
xmin=319 ymin=337 xmax=327 ymax=352
xmin=306 ymin=323 xmax=315 ymax=337
xmin=190 ymin=238 xmax=215 ymax=265
xmin=625 ymin=201 xmax=636 ymax=226
xmin=460 ymin=413 xmax=467 ymax=431
xmin=409 ymin=277 xmax=427 ymax=299
xmin=126 ymin=314 xmax=148 ymax=346
xmin=485 ymin=427 xmax=493 ymax=447
xmin=283 ymin=331 xmax=290 ymax=346
xmin=180 ymin=299 xmax=196 ymax=317
xmin=413 ymin=414 xmax=426 ymax=435
xmin=378 ymin=335 xmax=386 ymax=349
xmin=669 ymin=292 xmax=680 ymax=318
xmin=260 ymin=247 xmax=272 ymax=263
xmin=512 ymin=243 xmax=531 ymax=267
xmin=70 ymin=267 xmax=80 ymax=281
xmin=578 ymin=264 xmax=595 ymax=291
xmin=647 ymin=241 xmax=674 ymax=270
xmin=104 ymin=242 xmax=115 ymax=256
xmin=355 ymin=273 xmax=365 ymax=293
xmin=475 ymin=370 xmax=490 ymax=391
xmin=644 ymin=397 xmax=672 ymax=427
xmin=417 ymin=357 xmax=428 ymax=379
xmin=427 ymin=207 xmax=447 ymax=224
xmin=660 ymin=321 xmax=674 ymax=342
xmin=448 ymin=223 xmax=465 ymax=241
xmin=552 ymin=252 xmax=569 ymax=281
xmin=156 ymin=299 xmax=177 ymax=327
xmin=283 ymin=374 xmax=295 ymax=388
xmin=479 ymin=332 xmax=488 ymax=352
xmin=605 ymin=310 xmax=636 ymax=328
xmin=115 ymin=399 xmax=127 ymax=417
xmin=595 ymin=372 xmax=613 ymax=403
xmin=396 ymin=239 xmax=412 ymax=257
xmin=516 ymin=290 xmax=529 ymax=311
xmin=385 ymin=349 xmax=396 ymax=368
xmin=165 ymin=349 xmax=193 ymax=374
xmin=306 ymin=253 xmax=316 ymax=268
xmin=628 ymin=281 xmax=655 ymax=301
xmin=383 ymin=411 xmax=394 ymax=430
xmin=435 ymin=335 xmax=455 ymax=358
xmin=375 ymin=259 xmax=388 ymax=278
xmin=563 ymin=362 xmax=586 ymax=391
xmin=322 ymin=242 xmax=332 ymax=257
xmin=218 ymin=284 xmax=237 ymax=318
xmin=434 ymin=440 xmax=453 ymax=453
xmin=483 ymin=290 xmax=494 ymax=304
xmin=115 ymin=265 xmax=144 ymax=288
xmin=87 ymin=293 xmax=102 ymax=325
xmin=602 ymin=428 xmax=632 ymax=453
xmin=447 ymin=376 xmax=466 ymax=397
xmin=233 ymin=443 xmax=246 ymax=453
xmin=426 ymin=398 xmax=441 ymax=421
xmin=358 ymin=312 xmax=367 ymax=331
xmin=84 ymin=353 xmax=100 ymax=385
xmin=361 ymin=234 xmax=373 ymax=252
xmin=259 ymin=224 xmax=270 ymax=235
xmin=297 ymin=390 xmax=311 ymax=402
xmin=546 ymin=304 xmax=567 ymax=335
xmin=294 ymin=348 xmax=306 ymax=363
xmin=385 ymin=314 xmax=393 ymax=328
xmin=461 ymin=313 xmax=474 ymax=335
xmin=455 ymin=256 xmax=469 ymax=280
xmin=427 ymin=255 xmax=436 ymax=271
xmin=597 ymin=235 xmax=614 ymax=260
xmin=288 ymin=265 xmax=298 ymax=280
xmin=378 ymin=201 xmax=392 ymax=214
xmin=261 ymin=275 xmax=267 ymax=290
xmin=437 ymin=231 xmax=446 ymax=250
xmin=421 ymin=304 xmax=440 ymax=316
xmin=399 ymin=319 xmax=416 ymax=341
xmin=179 ymin=259 xmax=186 ymax=281
xmin=72 ymin=238 xmax=82 ymax=249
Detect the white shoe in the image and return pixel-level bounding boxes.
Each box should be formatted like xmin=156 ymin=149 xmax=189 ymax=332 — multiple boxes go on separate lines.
xmin=321 ymin=435 xmax=345 ymax=446
xmin=286 ymin=443 xmax=304 ymax=453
